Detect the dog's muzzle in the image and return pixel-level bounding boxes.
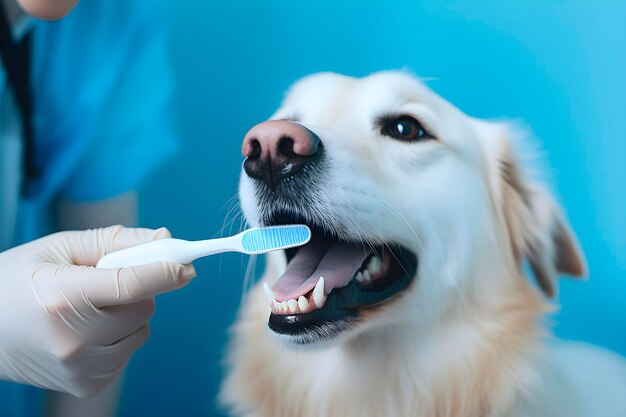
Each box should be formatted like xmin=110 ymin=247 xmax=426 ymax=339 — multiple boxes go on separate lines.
xmin=240 ymin=122 xmax=418 ymax=345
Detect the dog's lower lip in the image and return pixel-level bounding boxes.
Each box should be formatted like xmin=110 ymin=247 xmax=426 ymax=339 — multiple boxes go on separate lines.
xmin=267 ymin=240 xmax=417 ymax=343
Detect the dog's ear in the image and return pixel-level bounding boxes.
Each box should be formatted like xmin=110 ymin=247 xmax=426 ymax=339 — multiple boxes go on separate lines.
xmin=480 ymin=122 xmax=587 ymax=297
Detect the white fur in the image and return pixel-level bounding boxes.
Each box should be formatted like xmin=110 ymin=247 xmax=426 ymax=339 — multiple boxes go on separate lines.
xmin=221 ymin=71 xmax=626 ymax=417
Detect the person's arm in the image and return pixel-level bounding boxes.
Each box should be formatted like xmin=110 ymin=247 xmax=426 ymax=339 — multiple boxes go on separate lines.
xmin=45 ymin=192 xmax=138 ymax=417
xmin=56 ymin=191 xmax=138 ymax=231
xmin=16 ymin=0 xmax=80 ymax=19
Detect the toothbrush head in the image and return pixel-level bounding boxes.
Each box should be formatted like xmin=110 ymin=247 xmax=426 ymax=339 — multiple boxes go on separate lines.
xmin=240 ymin=225 xmax=312 ymax=254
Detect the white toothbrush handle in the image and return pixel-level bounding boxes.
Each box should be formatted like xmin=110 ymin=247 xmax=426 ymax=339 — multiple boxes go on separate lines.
xmin=96 ymin=237 xmax=239 ymax=268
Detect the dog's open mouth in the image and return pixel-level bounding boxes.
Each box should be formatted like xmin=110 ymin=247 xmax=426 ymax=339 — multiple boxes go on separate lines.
xmin=262 ymin=213 xmax=418 ymax=344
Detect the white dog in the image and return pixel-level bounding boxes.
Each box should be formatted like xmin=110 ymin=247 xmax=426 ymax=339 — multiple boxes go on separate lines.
xmin=220 ymin=71 xmax=626 ymax=417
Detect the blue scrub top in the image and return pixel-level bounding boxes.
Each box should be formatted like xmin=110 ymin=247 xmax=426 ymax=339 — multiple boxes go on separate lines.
xmin=0 ymin=0 xmax=176 ymax=415
xmin=16 ymin=0 xmax=178 ymax=243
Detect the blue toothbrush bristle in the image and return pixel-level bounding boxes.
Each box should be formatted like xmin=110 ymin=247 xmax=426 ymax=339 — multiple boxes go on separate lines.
xmin=241 ymin=225 xmax=311 ymax=254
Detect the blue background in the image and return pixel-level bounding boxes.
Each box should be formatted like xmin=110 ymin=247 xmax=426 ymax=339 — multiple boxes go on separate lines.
xmin=125 ymin=1 xmax=625 ymax=416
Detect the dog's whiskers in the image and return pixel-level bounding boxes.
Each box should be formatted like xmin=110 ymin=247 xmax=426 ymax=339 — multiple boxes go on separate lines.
xmin=371 ymin=196 xmax=447 ymax=306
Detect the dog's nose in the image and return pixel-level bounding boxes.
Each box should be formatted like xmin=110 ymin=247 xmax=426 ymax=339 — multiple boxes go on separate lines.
xmin=242 ymin=120 xmax=320 ymax=190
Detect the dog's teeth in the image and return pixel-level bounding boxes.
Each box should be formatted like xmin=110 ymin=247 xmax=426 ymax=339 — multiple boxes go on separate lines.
xmin=368 ymin=257 xmax=382 ymax=274
xmin=272 ymin=300 xmax=280 ymax=311
xmin=354 ymin=271 xmax=364 ymax=282
xmin=362 ymin=270 xmax=372 ymax=283
xmin=313 ymin=276 xmax=326 ymax=308
xmin=287 ymin=299 xmax=298 ymax=313
xmin=280 ymin=301 xmax=288 ymax=312
xmin=263 ymin=282 xmax=275 ymax=305
xmin=298 ymin=296 xmax=309 ymax=312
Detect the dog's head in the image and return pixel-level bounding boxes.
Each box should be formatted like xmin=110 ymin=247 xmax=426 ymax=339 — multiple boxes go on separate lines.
xmin=239 ymin=71 xmax=586 ymax=346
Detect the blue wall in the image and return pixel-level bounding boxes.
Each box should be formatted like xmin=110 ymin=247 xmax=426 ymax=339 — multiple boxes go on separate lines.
xmin=127 ymin=1 xmax=625 ymax=416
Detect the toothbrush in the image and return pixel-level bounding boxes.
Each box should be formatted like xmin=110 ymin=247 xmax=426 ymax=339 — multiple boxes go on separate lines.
xmin=96 ymin=225 xmax=311 ymax=269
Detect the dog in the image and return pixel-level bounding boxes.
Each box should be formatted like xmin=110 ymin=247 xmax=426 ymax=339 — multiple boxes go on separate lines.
xmin=220 ymin=71 xmax=626 ymax=417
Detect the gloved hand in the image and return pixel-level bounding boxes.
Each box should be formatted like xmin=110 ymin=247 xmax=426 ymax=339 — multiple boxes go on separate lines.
xmin=0 ymin=225 xmax=196 ymax=398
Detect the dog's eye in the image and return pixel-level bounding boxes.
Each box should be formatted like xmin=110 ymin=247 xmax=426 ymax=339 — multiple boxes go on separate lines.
xmin=381 ymin=116 xmax=433 ymax=142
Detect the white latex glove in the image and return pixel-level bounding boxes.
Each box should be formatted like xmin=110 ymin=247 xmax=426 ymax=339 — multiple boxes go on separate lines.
xmin=0 ymin=226 xmax=196 ymax=397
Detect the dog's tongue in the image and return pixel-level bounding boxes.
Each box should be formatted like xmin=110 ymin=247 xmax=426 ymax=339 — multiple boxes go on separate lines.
xmin=271 ymin=240 xmax=371 ymax=301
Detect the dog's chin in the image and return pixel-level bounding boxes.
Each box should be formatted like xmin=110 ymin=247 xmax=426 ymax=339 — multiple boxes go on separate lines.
xmin=262 ymin=212 xmax=419 ymax=347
